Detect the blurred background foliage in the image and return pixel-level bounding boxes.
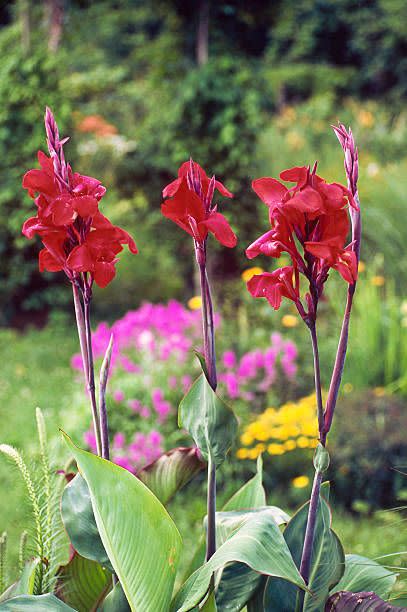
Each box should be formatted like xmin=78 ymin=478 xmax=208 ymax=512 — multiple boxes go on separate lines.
xmin=1 ymin=0 xmax=407 ymax=587
xmin=0 ymin=0 xmax=406 ymax=323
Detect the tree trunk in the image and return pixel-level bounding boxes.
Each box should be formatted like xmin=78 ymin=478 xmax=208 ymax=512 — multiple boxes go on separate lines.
xmin=196 ymin=0 xmax=209 ymax=66
xmin=44 ymin=0 xmax=63 ymax=53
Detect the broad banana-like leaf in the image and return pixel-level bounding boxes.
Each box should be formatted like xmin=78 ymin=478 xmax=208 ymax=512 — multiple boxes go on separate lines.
xmin=0 ymin=559 xmax=40 ymax=602
xmin=265 ymin=483 xmax=344 ymax=612
xmin=57 ymin=553 xmax=111 ymax=611
xmin=179 ymin=374 xmax=238 ymax=467
xmin=331 ymin=554 xmax=397 ymax=601
xmin=0 ymin=593 xmax=76 ymax=610
xmin=61 ymin=474 xmax=112 ymax=571
xmin=101 ymin=582 xmax=131 ymax=611
xmin=172 ymin=510 xmax=306 ymax=612
xmin=62 ymin=432 xmax=182 ymax=612
xmin=138 ymin=447 xmax=205 ymax=505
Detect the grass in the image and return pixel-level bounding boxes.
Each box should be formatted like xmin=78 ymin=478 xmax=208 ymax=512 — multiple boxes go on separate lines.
xmin=0 ymin=322 xmax=406 ymax=601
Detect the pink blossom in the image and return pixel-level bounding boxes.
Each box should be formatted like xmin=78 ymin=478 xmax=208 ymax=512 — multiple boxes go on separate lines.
xmin=222 ymin=350 xmax=237 ymax=369
xmin=113 ymin=456 xmax=134 ymax=472
xmin=168 ymin=376 xmax=178 ymax=389
xmin=182 ymin=375 xmax=192 ymax=393
xmin=113 ymin=389 xmax=125 ymax=402
xmin=128 ymin=399 xmax=141 ymax=412
xmin=83 ymin=430 xmax=97 ymax=452
xmin=140 ymin=406 xmax=150 ymax=418
xmin=113 ymin=432 xmax=125 ymax=450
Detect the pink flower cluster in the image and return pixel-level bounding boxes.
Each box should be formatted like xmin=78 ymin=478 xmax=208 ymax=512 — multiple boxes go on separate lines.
xmin=84 ymin=429 xmax=163 ymax=473
xmin=219 ymin=333 xmax=297 ymax=400
xmin=75 ymin=302 xmax=298 ymax=472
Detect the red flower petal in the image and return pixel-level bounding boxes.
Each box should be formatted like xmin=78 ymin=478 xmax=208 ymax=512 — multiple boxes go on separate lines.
xmin=73 ymin=195 xmax=99 ymax=218
xmin=200 ymin=211 xmax=237 ymax=248
xmin=39 ymin=248 xmax=64 ymax=272
xmin=93 ymin=261 xmax=117 ymax=288
xmin=252 ymin=178 xmax=288 ymax=206
xmin=280 ymin=166 xmax=308 ymax=186
xmin=52 ymin=196 xmax=75 ymax=225
xmin=66 ymin=244 xmax=94 ymax=272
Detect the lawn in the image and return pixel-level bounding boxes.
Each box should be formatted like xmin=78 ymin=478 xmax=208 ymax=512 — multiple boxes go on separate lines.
xmin=0 ymin=323 xmax=406 ymax=602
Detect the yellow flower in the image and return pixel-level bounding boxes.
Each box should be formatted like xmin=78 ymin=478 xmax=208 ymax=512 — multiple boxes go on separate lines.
xmin=188 ymin=296 xmax=202 ymax=310
xmin=292 ymin=475 xmax=310 ymax=489
xmin=371 ymin=275 xmax=385 ymax=287
xmin=358 ymin=110 xmax=374 ymax=128
xmin=358 ymin=261 xmax=366 ymax=273
xmin=240 ymin=432 xmax=254 ymax=446
xmin=241 ymin=267 xmax=264 ymax=282
xmin=282 ymin=314 xmax=299 ymax=328
xmin=247 ymin=448 xmax=260 ymax=460
xmin=297 ymin=436 xmax=310 ymax=449
xmin=267 ymin=443 xmax=285 ymax=455
xmin=284 ymin=439 xmax=297 ymax=451
xmin=236 ymin=448 xmax=249 ymax=460
xmin=374 ymin=387 xmax=386 ymax=397
xmin=343 ymin=382 xmax=353 ymax=394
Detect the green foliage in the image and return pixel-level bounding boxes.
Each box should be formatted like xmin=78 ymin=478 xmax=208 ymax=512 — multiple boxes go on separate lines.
xmin=179 ymin=373 xmax=238 ymax=467
xmin=329 ymin=390 xmax=407 ymax=511
xmin=61 ymin=474 xmax=112 ymax=571
xmin=0 ymin=593 xmax=76 ymax=610
xmin=63 ymin=432 xmax=182 ymax=611
xmin=57 ymin=553 xmax=111 ymax=612
xmin=172 ymin=508 xmax=305 ymax=612
xmin=138 ymin=447 xmax=205 ymax=505
xmin=333 ymin=554 xmax=397 ymax=601
xmin=265 ymin=486 xmax=345 ymax=611
xmin=0 ymin=410 xmax=69 ymax=596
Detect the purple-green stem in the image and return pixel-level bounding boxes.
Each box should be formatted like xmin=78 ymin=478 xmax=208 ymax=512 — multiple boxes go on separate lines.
xmin=72 ymin=284 xmax=102 ymax=457
xmin=298 ymin=321 xmax=324 ymax=587
xmin=198 ymin=253 xmax=217 ymax=561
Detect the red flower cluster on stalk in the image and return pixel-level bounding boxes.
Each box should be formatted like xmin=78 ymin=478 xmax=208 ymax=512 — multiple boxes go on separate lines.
xmin=246 ymin=164 xmax=358 ymax=318
xmin=22 ymin=108 xmax=137 ymax=288
xmin=161 ymin=160 xmax=237 ymax=249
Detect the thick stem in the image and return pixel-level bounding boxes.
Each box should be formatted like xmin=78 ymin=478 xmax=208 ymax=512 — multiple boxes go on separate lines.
xmin=299 ymin=470 xmax=323 ymax=584
xmin=198 ymin=252 xmax=217 ymax=560
xmin=322 ymin=286 xmax=355 ymax=443
xmin=83 ymin=294 xmax=102 ymax=457
xmin=72 ymin=284 xmax=89 ymax=387
xmin=299 ymin=320 xmax=324 ymax=591
xmin=206 ymin=456 xmax=217 ymax=561
xmin=309 ymin=322 xmax=325 ymax=438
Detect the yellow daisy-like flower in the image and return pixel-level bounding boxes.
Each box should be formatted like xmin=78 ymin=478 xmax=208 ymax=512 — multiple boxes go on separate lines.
xmin=267 ymin=443 xmax=285 ymax=455
xmin=236 ymin=448 xmax=249 ymax=460
xmin=373 ymin=386 xmax=386 ymax=397
xmin=371 ymin=275 xmax=385 ymax=287
xmin=292 ymin=475 xmax=310 ymax=489
xmin=241 ymin=267 xmax=264 ymax=282
xmin=281 ymin=314 xmax=299 ymax=328
xmin=358 ymin=261 xmax=366 ymax=273
xmin=343 ymin=382 xmax=353 ymax=394
xmin=187 ymin=295 xmax=202 ymax=310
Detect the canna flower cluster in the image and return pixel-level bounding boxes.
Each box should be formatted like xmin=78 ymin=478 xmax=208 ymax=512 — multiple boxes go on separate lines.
xmin=162 ymin=159 xmax=237 ymax=253
xmin=237 ymin=393 xmax=319 ymax=460
xmin=246 ymin=165 xmax=358 ymax=320
xmin=22 ymin=108 xmax=137 ymax=289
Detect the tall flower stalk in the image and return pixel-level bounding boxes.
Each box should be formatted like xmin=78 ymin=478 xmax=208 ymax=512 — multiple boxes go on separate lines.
xmin=22 ymin=108 xmax=137 ymax=460
xmin=162 ymin=159 xmax=236 ymax=559
xmin=246 ymin=128 xmax=360 ymax=590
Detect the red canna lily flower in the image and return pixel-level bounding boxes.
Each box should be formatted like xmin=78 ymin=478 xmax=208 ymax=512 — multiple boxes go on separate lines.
xmin=246 ymin=162 xmax=359 ymax=321
xmin=22 ymin=108 xmax=137 ymax=289
xmin=161 ymin=159 xmax=237 ymax=249
xmin=247 ymin=266 xmax=300 ymax=310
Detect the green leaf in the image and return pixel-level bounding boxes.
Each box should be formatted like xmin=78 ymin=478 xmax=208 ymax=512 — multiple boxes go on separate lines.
xmin=61 ymin=474 xmax=113 ymax=572
xmin=331 ymin=554 xmax=397 ymax=601
xmin=325 ymin=590 xmax=405 ymax=611
xmin=57 ymin=553 xmax=111 ymax=612
xmin=138 ymin=447 xmax=205 ymax=505
xmin=172 ymin=510 xmax=306 ymax=612
xmin=0 ymin=593 xmax=76 ymax=610
xmin=194 ymin=351 xmax=210 ymax=382
xmin=0 ymin=559 xmax=40 ymax=602
xmin=101 ymin=582 xmax=131 ymax=612
xmin=180 ymin=455 xmax=266 ymax=585
xmin=62 ymin=432 xmax=182 ymax=612
xmin=222 ymin=456 xmax=266 ymax=511
xmin=265 ymin=486 xmax=344 ymax=612
xmin=214 ymin=507 xmax=290 ymax=611
xmin=179 ymin=374 xmax=238 ymax=466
